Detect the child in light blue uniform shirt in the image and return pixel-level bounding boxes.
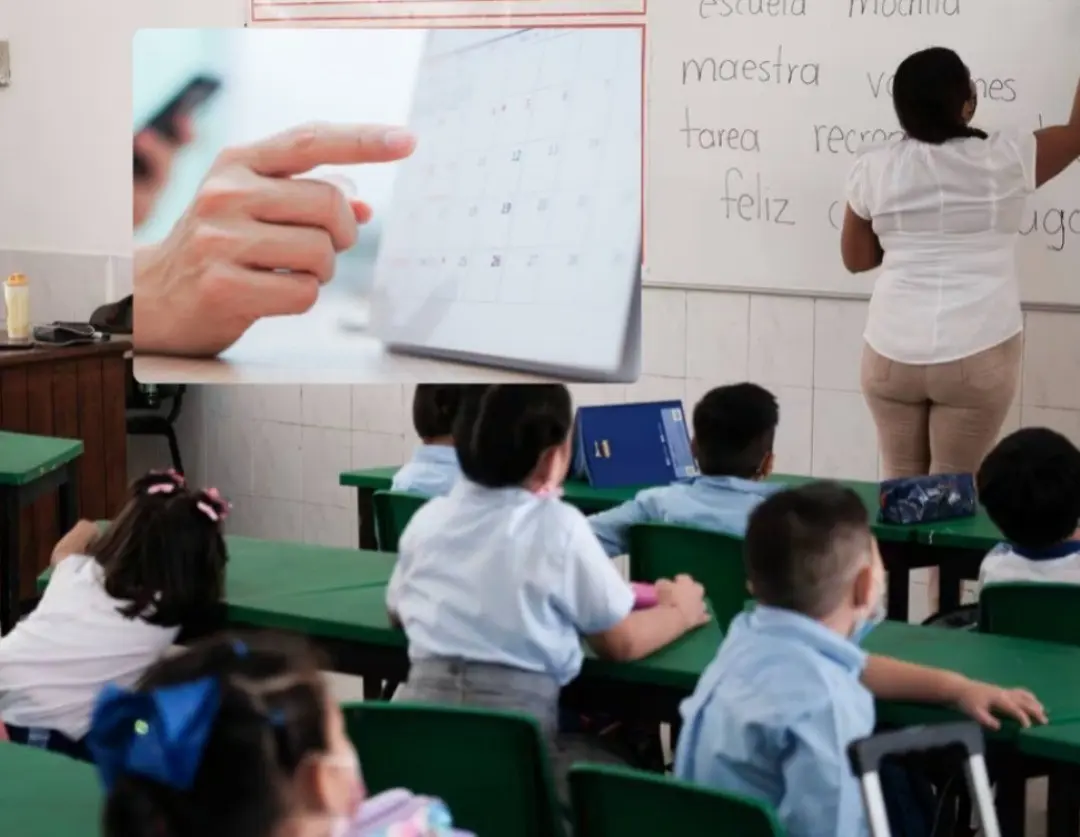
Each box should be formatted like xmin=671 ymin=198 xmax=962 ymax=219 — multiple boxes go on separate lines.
xmin=675 ymin=482 xmax=1047 ymax=837
xmin=391 ymin=385 xmax=478 ymax=497
xmin=589 ymin=383 xmax=784 ymax=556
xmin=388 ymin=385 xmax=711 ymax=797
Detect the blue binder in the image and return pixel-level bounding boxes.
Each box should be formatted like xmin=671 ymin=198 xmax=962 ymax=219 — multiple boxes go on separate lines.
xmin=571 ymin=401 xmax=699 ymax=489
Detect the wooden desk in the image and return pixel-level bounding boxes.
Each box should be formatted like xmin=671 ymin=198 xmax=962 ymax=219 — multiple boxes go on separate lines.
xmin=0 ymin=341 xmax=129 ymax=604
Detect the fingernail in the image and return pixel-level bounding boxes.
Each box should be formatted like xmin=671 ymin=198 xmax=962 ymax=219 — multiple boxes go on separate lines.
xmin=383 ymin=129 xmax=416 ymax=152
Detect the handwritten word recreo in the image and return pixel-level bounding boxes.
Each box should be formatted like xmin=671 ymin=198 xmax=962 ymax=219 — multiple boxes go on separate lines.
xmin=683 ymin=48 xmax=820 ymax=87
xmin=681 ymin=108 xmax=761 ymax=152
xmin=849 ymin=0 xmax=959 ymax=16
xmin=699 ymin=0 xmax=806 ymax=18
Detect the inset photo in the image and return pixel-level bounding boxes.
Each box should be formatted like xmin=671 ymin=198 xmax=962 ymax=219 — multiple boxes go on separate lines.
xmin=130 ymin=26 xmax=643 ymax=384
xmin=249 ymin=0 xmax=647 ymax=24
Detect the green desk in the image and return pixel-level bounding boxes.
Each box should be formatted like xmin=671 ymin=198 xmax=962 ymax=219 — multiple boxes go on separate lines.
xmin=0 ymin=431 xmax=83 ymax=633
xmin=0 ymin=742 xmax=99 ymax=836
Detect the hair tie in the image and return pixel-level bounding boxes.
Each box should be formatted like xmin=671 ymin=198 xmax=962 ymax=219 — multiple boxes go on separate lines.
xmin=196 ymin=488 xmax=231 ymax=523
xmin=147 ymin=482 xmax=178 ymax=496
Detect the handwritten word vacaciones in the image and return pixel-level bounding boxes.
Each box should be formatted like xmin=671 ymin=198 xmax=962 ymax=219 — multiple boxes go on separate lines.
xmin=683 ymin=47 xmax=820 ymax=86
xmin=867 ymin=72 xmax=1018 ymax=102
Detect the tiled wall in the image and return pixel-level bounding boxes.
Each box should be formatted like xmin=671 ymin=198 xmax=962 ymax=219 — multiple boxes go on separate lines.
xmin=158 ymin=288 xmax=1080 ymax=552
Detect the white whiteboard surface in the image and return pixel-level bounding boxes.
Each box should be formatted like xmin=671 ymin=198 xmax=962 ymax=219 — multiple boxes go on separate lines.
xmin=371 ymin=28 xmax=643 ymax=378
xmin=647 ymin=0 xmax=1080 ymax=308
xmin=249 ymin=0 xmax=645 ymax=23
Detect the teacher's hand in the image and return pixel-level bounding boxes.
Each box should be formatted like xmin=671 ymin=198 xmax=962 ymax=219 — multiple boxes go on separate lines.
xmin=133 ymin=123 xmax=417 ymax=357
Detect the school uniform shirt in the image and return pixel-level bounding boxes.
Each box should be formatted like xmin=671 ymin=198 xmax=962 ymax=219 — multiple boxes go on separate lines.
xmin=391 ymin=445 xmax=462 ymax=497
xmin=847 ymin=130 xmax=1036 ymax=365
xmin=674 ymin=605 xmax=874 ymax=837
xmin=587 ymin=476 xmax=783 ymax=557
xmin=0 ymin=553 xmax=179 ymax=740
xmin=387 ymin=480 xmax=635 ymax=686
xmin=978 ymin=540 xmax=1080 ymax=590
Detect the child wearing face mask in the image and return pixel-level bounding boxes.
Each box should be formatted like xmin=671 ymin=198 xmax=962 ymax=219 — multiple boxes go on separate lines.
xmin=87 ymin=632 xmax=470 ymax=837
xmin=388 ymin=384 xmax=711 ymax=797
xmin=674 ymin=482 xmax=1047 ymax=837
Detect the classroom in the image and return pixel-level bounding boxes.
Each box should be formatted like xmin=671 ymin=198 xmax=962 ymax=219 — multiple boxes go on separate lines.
xmin=3 ymin=0 xmax=1080 ymax=835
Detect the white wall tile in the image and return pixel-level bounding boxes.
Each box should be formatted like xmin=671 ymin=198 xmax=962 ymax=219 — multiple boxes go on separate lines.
xmin=569 ymin=384 xmax=627 ymax=407
xmin=772 ymin=386 xmax=814 ymax=476
xmin=684 ymin=291 xmax=750 ymax=382
xmin=1021 ymin=312 xmax=1080 ymax=410
xmin=813 ymin=299 xmax=868 ymax=392
xmin=352 ymin=385 xmax=407 ymax=433
xmin=748 ymin=296 xmax=815 ymax=388
xmin=625 ymin=375 xmax=688 ymax=405
xmin=301 ymin=385 xmax=352 ymax=429
xmin=352 ymin=431 xmax=408 ymax=469
xmin=252 ymin=421 xmax=304 ymax=501
xmin=247 ymin=385 xmax=301 ymax=424
xmin=1021 ymin=406 xmax=1080 ymax=446
xmin=303 ymin=503 xmax=358 ymax=549
xmin=205 ymin=411 xmax=254 ymax=498
xmin=301 ymin=426 xmax=354 ymax=508
xmin=229 ymin=496 xmax=305 ymax=542
xmin=640 ymin=288 xmax=687 ymax=378
xmin=811 ymin=390 xmax=880 ymax=480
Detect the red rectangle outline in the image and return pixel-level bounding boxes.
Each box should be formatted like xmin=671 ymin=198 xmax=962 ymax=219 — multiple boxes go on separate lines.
xmin=250 ymin=0 xmax=646 ymax=23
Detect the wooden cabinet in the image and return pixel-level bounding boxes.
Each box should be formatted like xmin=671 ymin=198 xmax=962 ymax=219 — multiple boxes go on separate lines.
xmin=0 ymin=342 xmax=129 ymax=599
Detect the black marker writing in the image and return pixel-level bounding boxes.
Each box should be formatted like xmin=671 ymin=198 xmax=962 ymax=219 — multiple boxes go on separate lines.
xmin=681 ymin=108 xmax=761 ymax=152
xmin=1021 ymin=207 xmax=1080 ymax=253
xmin=699 ymin=0 xmax=806 ymax=18
xmin=721 ymin=167 xmax=795 ymax=225
xmin=849 ymin=0 xmax=959 ymax=16
xmin=814 ymin=124 xmax=904 ymax=154
xmin=867 ymin=71 xmax=1016 ymax=102
xmin=683 ymin=47 xmax=820 ymax=87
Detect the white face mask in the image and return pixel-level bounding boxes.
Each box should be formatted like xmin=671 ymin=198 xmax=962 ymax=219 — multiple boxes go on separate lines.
xmin=850 ymin=559 xmax=886 ymax=646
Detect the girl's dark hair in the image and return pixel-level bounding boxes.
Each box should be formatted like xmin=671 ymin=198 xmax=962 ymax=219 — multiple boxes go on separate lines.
xmin=454 ymin=384 xmax=573 ymax=488
xmin=89 ymin=471 xmax=229 ymax=627
xmin=102 ymin=632 xmax=329 ymax=837
xmin=893 ymin=47 xmax=988 ymax=144
xmin=411 ymin=384 xmax=485 ymax=440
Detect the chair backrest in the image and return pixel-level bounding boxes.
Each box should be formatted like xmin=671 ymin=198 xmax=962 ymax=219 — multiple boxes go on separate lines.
xmin=372 ymin=490 xmax=429 ymax=552
xmin=569 ymin=764 xmax=784 ymax=837
xmin=344 ymin=702 xmax=564 ymax=837
xmin=979 ymin=582 xmax=1080 ymax=646
xmin=629 ymin=522 xmax=748 ymax=629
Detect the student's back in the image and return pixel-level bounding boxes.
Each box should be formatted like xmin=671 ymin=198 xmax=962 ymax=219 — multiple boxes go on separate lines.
xmin=976 ymin=427 xmax=1080 ymax=589
xmin=0 ymin=471 xmax=229 ymax=757
xmin=589 ymin=383 xmax=782 ymax=556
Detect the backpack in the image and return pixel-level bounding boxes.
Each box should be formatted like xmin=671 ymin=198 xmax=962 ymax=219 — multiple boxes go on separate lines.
xmin=351 ymin=789 xmax=473 ymax=837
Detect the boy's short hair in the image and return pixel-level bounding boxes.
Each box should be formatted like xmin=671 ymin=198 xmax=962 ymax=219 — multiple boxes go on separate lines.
xmin=692 ymin=383 xmax=779 ymax=478
xmin=745 ymin=482 xmax=872 ymax=619
xmin=412 ymin=385 xmax=477 ymax=440
xmin=977 ymin=427 xmax=1080 ymax=550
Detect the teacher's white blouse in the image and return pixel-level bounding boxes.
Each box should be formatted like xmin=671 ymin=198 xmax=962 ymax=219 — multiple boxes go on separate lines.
xmin=846 ymin=130 xmax=1036 ymax=365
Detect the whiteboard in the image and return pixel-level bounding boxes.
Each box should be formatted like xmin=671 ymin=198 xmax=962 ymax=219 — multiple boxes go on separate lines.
xmin=371 ymin=28 xmax=643 ymax=379
xmin=647 ymin=0 xmax=1080 ymax=308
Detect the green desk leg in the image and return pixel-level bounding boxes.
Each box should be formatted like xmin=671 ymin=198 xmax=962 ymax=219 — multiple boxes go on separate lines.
xmin=0 ymin=462 xmax=79 ymax=633
xmin=356 ymin=487 xmax=377 ymax=551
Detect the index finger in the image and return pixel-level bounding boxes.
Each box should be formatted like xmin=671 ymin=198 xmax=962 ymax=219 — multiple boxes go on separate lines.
xmin=236 ymin=123 xmax=417 ymax=177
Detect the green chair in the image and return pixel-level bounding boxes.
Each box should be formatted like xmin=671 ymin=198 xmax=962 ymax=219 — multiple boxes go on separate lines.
xmin=628 ymin=522 xmax=749 ymax=629
xmin=569 ymin=764 xmax=784 ymax=836
xmin=371 ymin=490 xmax=429 ymax=552
xmin=980 ymin=582 xmax=1080 ymax=646
xmin=0 ymin=431 xmax=83 ymax=633
xmin=343 ymin=702 xmax=564 ymax=837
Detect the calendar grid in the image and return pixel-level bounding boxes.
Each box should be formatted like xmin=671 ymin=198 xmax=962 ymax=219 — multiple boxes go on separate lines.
xmin=372 ymin=26 xmax=643 ymax=374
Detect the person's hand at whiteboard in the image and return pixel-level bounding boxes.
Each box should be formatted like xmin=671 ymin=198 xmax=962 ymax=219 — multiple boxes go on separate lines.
xmin=133 ymin=122 xmax=417 ymax=357
xmin=133 ymin=115 xmax=194 ymax=230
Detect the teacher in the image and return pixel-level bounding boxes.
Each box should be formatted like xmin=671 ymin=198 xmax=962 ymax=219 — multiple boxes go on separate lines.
xmin=841 ymin=47 xmax=1080 ymax=480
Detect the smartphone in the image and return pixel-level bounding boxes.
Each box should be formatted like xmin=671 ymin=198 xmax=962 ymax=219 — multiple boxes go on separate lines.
xmin=133 ymin=74 xmax=222 ymax=179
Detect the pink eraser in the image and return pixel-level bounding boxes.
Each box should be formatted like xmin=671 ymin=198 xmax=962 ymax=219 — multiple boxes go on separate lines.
xmin=631 ymin=582 xmax=659 ymax=610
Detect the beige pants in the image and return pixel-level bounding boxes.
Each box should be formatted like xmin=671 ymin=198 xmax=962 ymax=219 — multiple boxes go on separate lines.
xmin=861 ymin=334 xmax=1022 ymax=613
xmin=861 ymin=334 xmax=1022 ymax=479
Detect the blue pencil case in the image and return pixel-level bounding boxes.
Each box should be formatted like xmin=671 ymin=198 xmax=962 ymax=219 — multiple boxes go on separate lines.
xmin=878 ymin=473 xmax=977 ymax=525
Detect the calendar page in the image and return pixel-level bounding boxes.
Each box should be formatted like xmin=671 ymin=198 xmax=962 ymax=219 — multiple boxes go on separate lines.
xmin=370 ymin=27 xmax=643 ymax=380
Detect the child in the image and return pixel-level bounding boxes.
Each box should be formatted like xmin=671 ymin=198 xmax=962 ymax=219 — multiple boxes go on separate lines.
xmin=391 ymin=385 xmax=480 ymax=497
xmin=88 ymin=632 xmax=470 ymax=837
xmin=675 ymin=482 xmax=1046 ymax=837
xmin=0 ymin=470 xmax=229 ymax=761
xmin=977 ymin=426 xmax=1080 ymax=588
xmin=388 ymin=384 xmax=710 ymax=789
xmin=589 ymin=383 xmax=784 ymax=557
